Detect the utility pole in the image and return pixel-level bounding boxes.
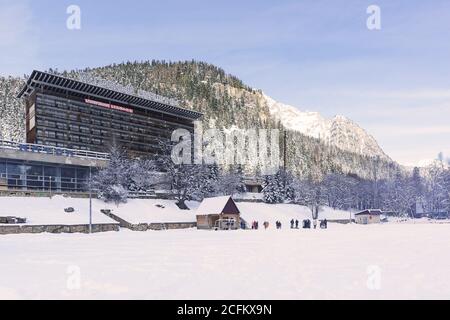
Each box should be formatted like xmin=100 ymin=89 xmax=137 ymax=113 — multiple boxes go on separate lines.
xmin=89 ymin=166 xmax=92 ymax=234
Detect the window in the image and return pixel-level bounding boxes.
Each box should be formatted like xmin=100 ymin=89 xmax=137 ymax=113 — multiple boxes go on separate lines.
xmin=76 ymin=168 xmax=88 ymax=180
xmin=57 ymin=122 xmax=68 ymax=130
xmin=61 ymin=167 xmax=76 ymax=181
xmin=25 ymin=165 xmax=43 ymax=189
xmin=0 ymin=161 xmax=6 ymax=174
xmin=7 ymin=163 xmax=26 ymax=188
xmin=56 ymin=132 xmax=68 ymax=140
xmin=80 ymin=116 xmax=90 ymax=124
xmin=45 ymin=130 xmax=56 ymax=139
xmin=44 ymin=120 xmax=56 ymax=128
xmin=44 ymin=166 xmax=57 ymax=177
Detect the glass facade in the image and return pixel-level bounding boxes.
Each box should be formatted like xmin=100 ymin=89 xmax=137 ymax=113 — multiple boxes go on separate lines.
xmin=0 ymin=159 xmax=90 ymax=192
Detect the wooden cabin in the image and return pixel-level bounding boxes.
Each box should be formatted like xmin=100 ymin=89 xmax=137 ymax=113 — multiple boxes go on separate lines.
xmin=355 ymin=209 xmax=382 ymax=224
xmin=196 ymin=196 xmax=241 ymax=230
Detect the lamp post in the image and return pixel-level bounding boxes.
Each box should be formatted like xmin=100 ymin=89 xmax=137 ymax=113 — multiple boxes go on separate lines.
xmin=89 ymin=166 xmax=92 ymax=234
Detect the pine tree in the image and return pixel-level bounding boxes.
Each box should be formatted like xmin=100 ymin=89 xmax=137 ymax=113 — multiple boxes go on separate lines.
xmin=262 ymin=170 xmax=285 ymax=204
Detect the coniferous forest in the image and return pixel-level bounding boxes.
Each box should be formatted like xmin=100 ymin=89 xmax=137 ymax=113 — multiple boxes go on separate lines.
xmin=1 ymin=60 xmax=449 ymax=216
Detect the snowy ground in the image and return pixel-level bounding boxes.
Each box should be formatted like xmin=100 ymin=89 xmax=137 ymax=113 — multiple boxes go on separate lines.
xmin=94 ymin=198 xmax=353 ymax=225
xmin=1 ymin=223 xmax=450 ymax=300
xmin=0 ymin=196 xmax=117 ymax=225
xmin=236 ymin=202 xmax=353 ymax=225
xmin=0 ymin=196 xmax=352 ymax=226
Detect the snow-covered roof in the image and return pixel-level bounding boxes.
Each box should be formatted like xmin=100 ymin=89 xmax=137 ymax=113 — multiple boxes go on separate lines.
xmin=196 ymin=196 xmax=239 ymax=216
xmin=355 ymin=209 xmax=382 ymax=216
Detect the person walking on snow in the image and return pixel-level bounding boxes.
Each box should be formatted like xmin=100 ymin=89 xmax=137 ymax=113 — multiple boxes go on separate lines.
xmin=295 ymin=219 xmax=299 ymax=229
xmin=290 ymin=219 xmax=294 ymax=229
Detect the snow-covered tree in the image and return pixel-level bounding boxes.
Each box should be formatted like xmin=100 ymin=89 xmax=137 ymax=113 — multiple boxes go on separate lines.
xmin=323 ymin=173 xmax=358 ymax=210
xmin=156 ymin=140 xmax=206 ymax=209
xmin=217 ymin=166 xmax=246 ymax=196
xmin=199 ymin=164 xmax=220 ymax=198
xmin=290 ymin=175 xmax=326 ymax=220
xmin=92 ymin=145 xmax=130 ymax=205
xmin=424 ymin=158 xmax=448 ymax=213
xmin=127 ymin=158 xmax=158 ymax=192
xmin=262 ymin=170 xmax=285 ymax=204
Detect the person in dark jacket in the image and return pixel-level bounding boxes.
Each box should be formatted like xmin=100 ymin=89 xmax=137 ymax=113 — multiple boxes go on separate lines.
xmin=295 ymin=219 xmax=299 ymax=229
xmin=303 ymin=219 xmax=311 ymax=229
xmin=290 ymin=219 xmax=294 ymax=229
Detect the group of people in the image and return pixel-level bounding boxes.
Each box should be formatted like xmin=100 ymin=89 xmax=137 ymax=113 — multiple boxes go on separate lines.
xmin=295 ymin=218 xmax=328 ymax=229
xmin=250 ymin=221 xmax=271 ymax=230
xmin=248 ymin=219 xmax=327 ymax=230
xmin=251 ymin=221 xmax=260 ymax=229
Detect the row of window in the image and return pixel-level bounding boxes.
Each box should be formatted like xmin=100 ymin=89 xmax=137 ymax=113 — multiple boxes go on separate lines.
xmin=36 ymin=94 xmax=192 ymax=130
xmin=38 ymin=111 xmax=173 ymax=138
xmin=36 ymin=125 xmax=164 ymax=147
xmin=34 ymin=138 xmax=161 ymax=155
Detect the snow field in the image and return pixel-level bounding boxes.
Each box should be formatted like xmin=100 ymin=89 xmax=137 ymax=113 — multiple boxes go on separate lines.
xmin=1 ymin=223 xmax=450 ymax=299
xmin=0 ymin=196 xmax=352 ymax=226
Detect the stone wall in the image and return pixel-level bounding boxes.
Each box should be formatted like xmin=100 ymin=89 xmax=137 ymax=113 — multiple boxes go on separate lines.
xmin=327 ymin=219 xmax=355 ymax=224
xmin=0 ymin=223 xmax=119 ymax=235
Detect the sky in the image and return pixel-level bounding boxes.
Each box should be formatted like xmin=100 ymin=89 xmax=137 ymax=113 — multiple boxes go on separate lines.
xmin=1 ymin=0 xmax=449 ymax=166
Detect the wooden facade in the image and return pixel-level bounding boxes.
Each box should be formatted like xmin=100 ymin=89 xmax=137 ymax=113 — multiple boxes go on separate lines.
xmin=196 ymin=196 xmax=241 ymax=230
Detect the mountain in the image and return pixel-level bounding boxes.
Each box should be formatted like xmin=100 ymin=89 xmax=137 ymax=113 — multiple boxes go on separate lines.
xmin=264 ymin=94 xmax=389 ymax=160
xmin=0 ymin=60 xmax=400 ymax=180
xmin=0 ymin=76 xmax=25 ymax=142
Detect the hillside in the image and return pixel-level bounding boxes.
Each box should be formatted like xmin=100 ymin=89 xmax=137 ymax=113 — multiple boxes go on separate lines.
xmin=0 ymin=76 xmax=25 ymax=142
xmin=0 ymin=60 xmax=400 ymax=180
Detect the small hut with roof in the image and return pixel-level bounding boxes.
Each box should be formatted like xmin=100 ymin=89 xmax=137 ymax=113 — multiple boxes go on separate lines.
xmin=196 ymin=196 xmax=241 ymax=230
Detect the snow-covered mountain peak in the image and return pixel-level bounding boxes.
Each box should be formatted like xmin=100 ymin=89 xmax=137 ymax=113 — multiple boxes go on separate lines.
xmin=263 ymin=93 xmax=389 ymax=160
xmin=332 ymin=114 xmax=350 ymax=122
